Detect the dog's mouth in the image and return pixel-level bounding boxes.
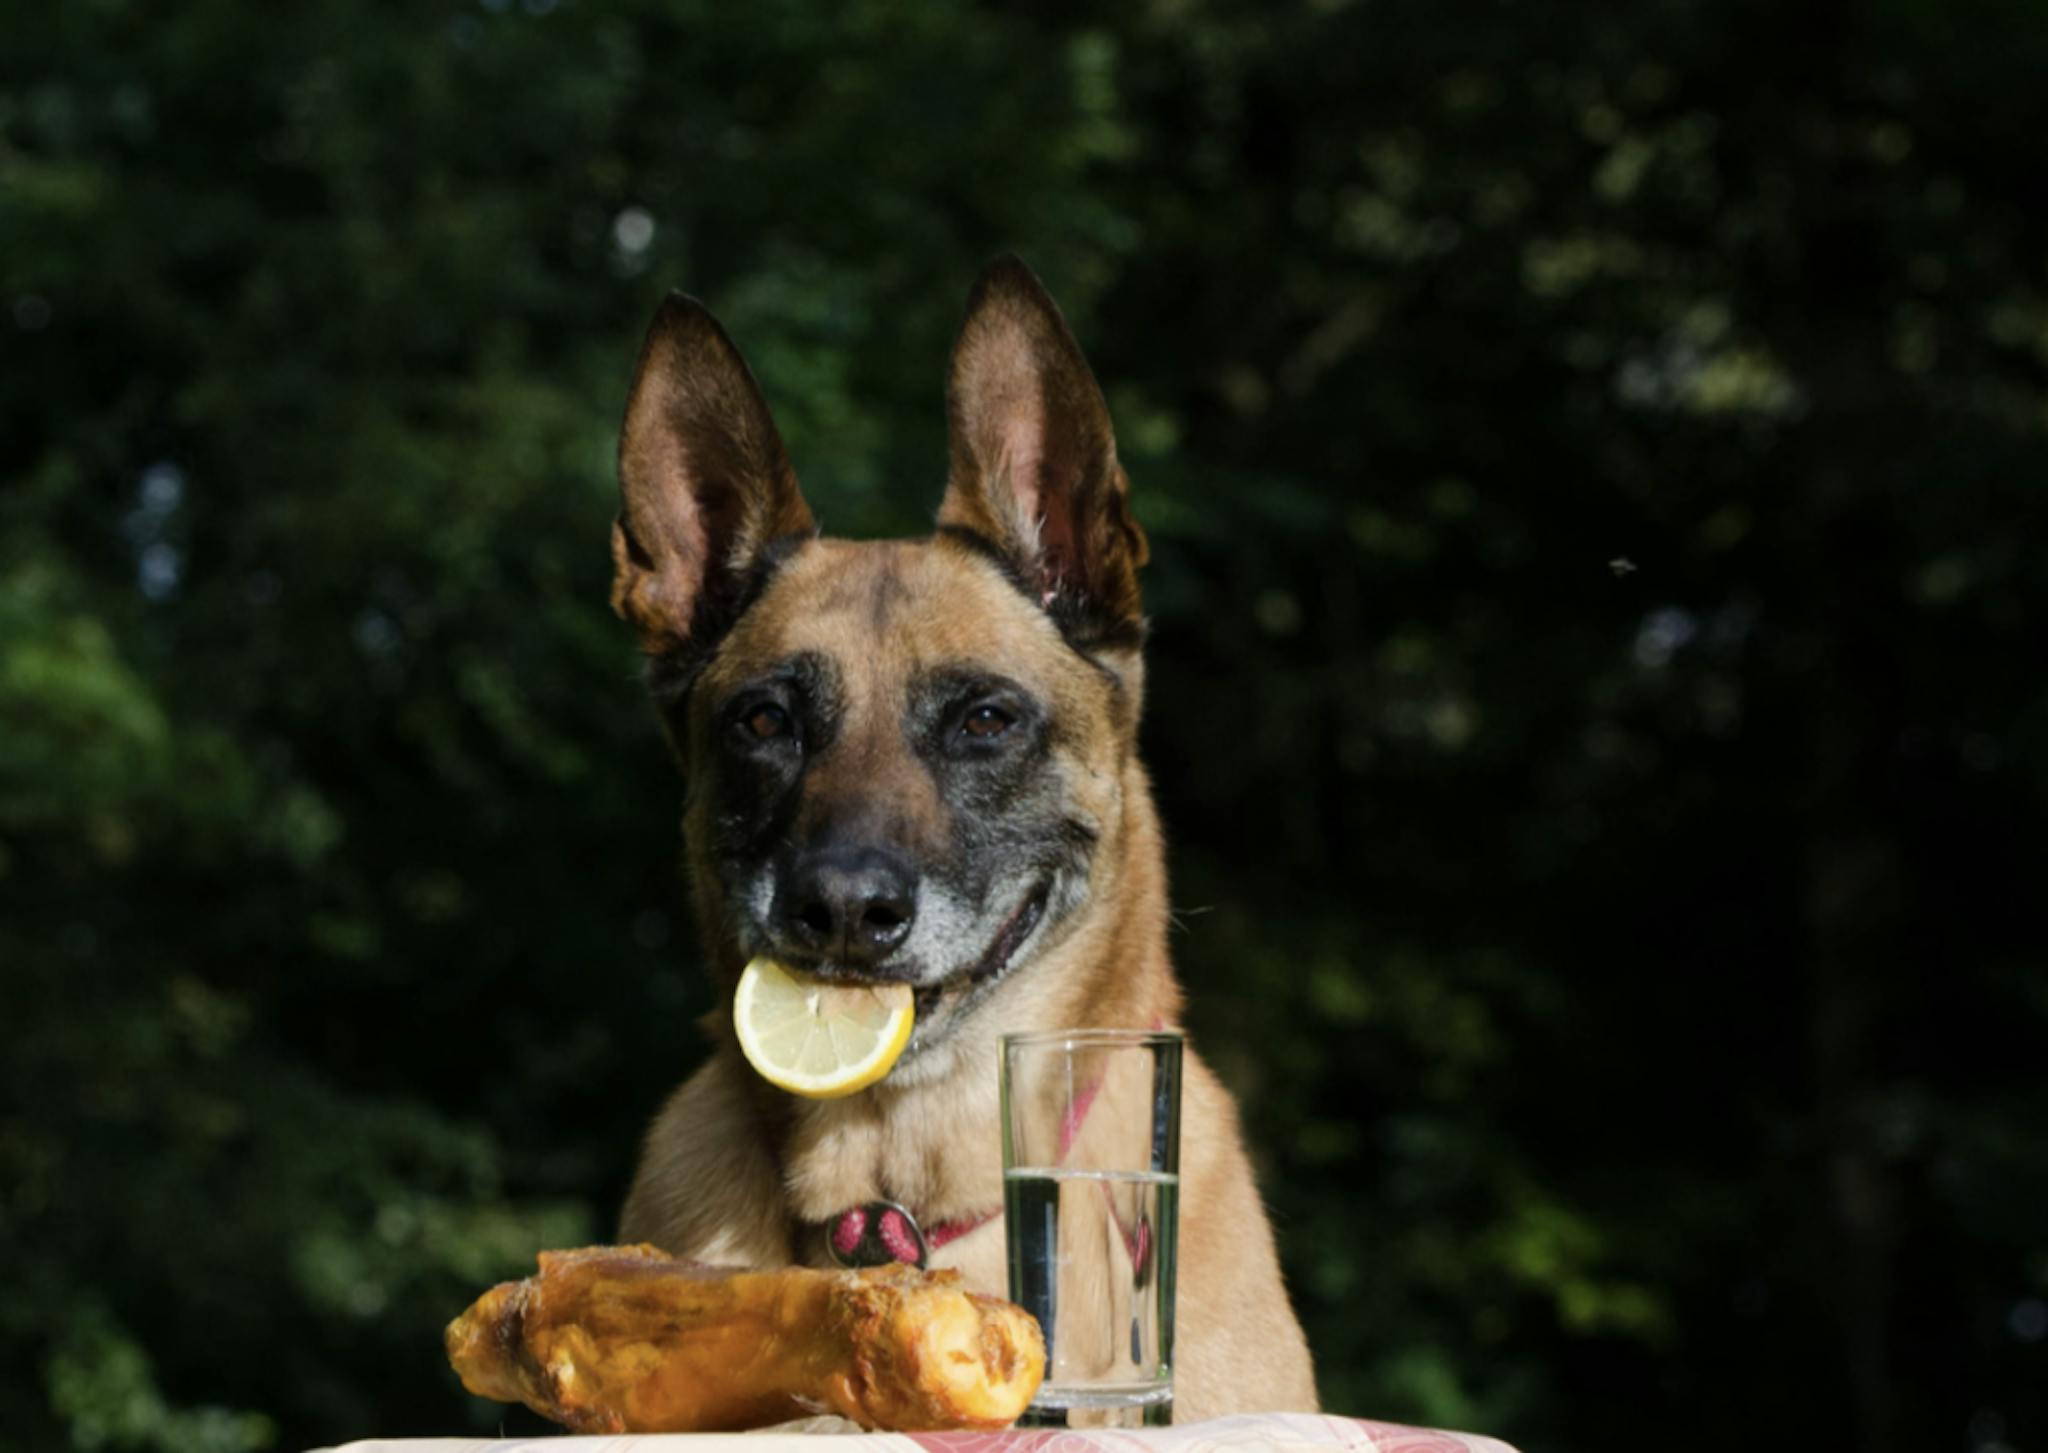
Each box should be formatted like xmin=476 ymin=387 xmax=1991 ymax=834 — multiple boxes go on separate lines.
xmin=739 ymin=876 xmax=1054 ymax=1048
xmin=911 ymin=881 xmax=1049 ymax=1021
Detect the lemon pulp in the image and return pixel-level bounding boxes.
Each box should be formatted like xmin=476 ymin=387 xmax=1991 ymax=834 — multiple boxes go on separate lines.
xmin=732 ymin=956 xmax=916 ymax=1098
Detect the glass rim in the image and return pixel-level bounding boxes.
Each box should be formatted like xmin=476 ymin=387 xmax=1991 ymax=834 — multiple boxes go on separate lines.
xmin=1001 ymin=1027 xmax=1184 ymax=1051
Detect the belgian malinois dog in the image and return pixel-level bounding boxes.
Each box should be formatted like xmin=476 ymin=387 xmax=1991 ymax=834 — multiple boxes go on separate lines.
xmin=610 ymin=257 xmax=1317 ymax=1418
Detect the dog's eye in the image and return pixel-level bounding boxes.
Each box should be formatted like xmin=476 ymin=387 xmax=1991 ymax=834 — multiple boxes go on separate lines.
xmin=741 ymin=703 xmax=793 ymax=741
xmin=961 ymin=704 xmax=1013 ymax=739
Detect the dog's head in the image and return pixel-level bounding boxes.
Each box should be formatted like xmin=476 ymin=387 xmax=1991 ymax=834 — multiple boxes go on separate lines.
xmin=611 ymin=258 xmax=1150 ymax=1060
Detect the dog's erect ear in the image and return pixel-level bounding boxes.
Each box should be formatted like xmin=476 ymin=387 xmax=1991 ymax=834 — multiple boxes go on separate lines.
xmin=938 ymin=256 xmax=1148 ymax=649
xmin=612 ymin=293 xmax=815 ymax=657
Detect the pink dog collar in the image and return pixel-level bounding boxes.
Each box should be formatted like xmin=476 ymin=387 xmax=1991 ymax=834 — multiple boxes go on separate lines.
xmin=826 ymin=1200 xmax=996 ymax=1268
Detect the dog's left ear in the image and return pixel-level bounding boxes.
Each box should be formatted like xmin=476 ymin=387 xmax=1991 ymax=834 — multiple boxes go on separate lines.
xmin=938 ymin=256 xmax=1148 ymax=650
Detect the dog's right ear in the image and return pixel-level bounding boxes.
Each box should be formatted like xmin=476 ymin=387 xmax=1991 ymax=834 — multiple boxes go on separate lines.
xmin=612 ymin=293 xmax=815 ymax=657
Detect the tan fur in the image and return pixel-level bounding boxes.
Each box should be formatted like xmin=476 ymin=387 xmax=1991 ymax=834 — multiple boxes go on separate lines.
xmin=612 ymin=261 xmax=1318 ymax=1419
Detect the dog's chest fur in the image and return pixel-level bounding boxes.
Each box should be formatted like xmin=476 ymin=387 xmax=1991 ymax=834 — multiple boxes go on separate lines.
xmin=779 ymin=1050 xmax=1007 ymax=1231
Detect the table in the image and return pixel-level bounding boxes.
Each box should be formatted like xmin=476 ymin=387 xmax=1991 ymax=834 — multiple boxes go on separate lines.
xmin=317 ymin=1414 xmax=1519 ymax=1453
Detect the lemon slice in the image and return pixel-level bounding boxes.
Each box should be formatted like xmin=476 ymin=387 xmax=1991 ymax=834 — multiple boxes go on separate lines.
xmin=732 ymin=956 xmax=916 ymax=1098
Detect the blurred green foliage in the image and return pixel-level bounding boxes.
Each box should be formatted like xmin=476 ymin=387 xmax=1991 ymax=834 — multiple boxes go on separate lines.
xmin=4 ymin=1 xmax=2046 ymax=1450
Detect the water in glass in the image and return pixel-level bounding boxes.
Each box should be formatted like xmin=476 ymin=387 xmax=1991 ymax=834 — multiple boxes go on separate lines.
xmin=1004 ymin=1165 xmax=1178 ymax=1426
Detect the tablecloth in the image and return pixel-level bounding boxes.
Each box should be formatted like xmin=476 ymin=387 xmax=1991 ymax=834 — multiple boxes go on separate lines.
xmin=317 ymin=1414 xmax=1517 ymax=1453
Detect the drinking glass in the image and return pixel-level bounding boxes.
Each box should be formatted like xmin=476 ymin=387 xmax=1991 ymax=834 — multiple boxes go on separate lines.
xmin=1000 ymin=1028 xmax=1182 ymax=1428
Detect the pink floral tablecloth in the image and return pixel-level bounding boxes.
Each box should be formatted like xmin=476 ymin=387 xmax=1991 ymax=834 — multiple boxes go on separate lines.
xmin=318 ymin=1414 xmax=1517 ymax=1453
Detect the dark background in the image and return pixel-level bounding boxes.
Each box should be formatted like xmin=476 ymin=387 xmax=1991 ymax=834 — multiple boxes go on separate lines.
xmin=4 ymin=2 xmax=2045 ymax=1450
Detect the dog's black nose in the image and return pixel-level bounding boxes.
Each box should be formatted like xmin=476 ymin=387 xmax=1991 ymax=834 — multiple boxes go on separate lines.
xmin=782 ymin=846 xmax=917 ymax=969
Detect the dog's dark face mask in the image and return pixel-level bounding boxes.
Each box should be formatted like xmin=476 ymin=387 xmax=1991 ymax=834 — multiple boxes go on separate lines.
xmin=611 ymin=258 xmax=1148 ymax=1055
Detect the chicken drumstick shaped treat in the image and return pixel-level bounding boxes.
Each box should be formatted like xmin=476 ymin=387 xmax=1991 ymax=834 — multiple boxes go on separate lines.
xmin=445 ymin=1244 xmax=1046 ymax=1432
